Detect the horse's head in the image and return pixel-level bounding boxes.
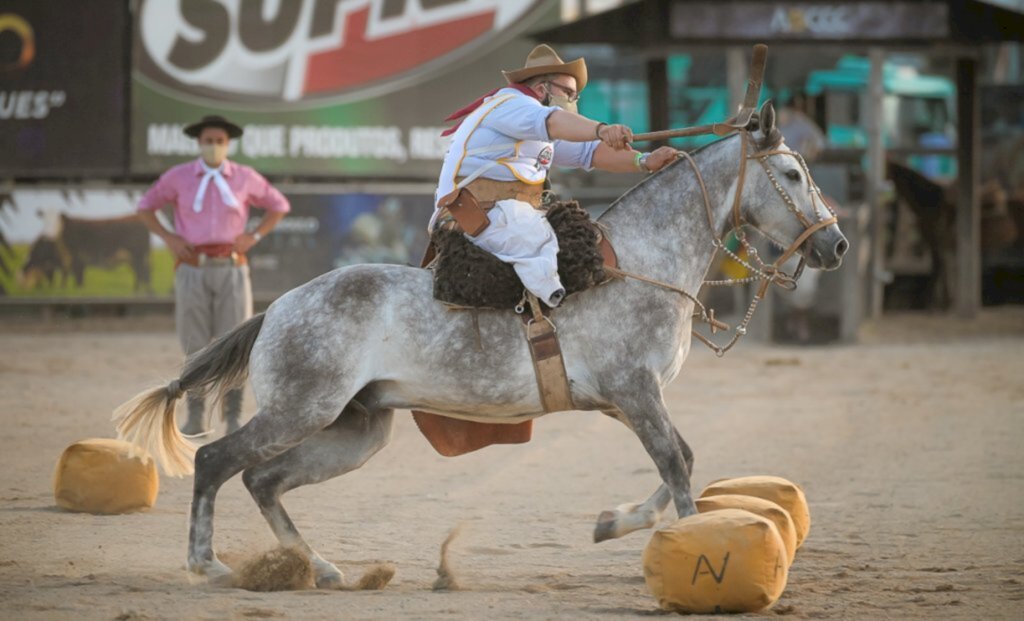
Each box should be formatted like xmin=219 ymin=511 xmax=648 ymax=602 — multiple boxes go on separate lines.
xmin=741 ymin=102 xmax=848 ymax=271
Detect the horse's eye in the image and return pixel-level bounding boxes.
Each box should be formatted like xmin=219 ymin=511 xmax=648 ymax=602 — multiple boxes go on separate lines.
xmin=785 ymin=169 xmax=801 ymax=182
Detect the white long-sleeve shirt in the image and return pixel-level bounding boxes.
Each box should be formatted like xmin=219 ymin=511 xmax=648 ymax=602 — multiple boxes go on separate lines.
xmin=433 ymin=88 xmax=600 ymax=213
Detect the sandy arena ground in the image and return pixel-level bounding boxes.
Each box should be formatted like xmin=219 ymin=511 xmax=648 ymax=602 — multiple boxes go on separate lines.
xmin=1 ymin=308 xmax=1022 ymax=620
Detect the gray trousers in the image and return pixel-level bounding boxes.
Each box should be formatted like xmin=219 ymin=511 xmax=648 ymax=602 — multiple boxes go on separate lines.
xmin=175 ymin=263 xmax=253 ymax=431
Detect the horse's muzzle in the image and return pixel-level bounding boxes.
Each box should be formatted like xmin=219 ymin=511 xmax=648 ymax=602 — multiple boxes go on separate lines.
xmin=808 ymin=227 xmax=848 ymax=271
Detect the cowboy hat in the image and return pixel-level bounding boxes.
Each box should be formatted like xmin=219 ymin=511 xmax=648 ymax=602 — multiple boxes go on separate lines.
xmin=183 ymin=115 xmax=244 ymax=139
xmin=502 ymin=44 xmax=588 ymax=92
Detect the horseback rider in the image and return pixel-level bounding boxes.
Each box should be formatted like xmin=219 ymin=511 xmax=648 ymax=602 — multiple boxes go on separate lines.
xmin=432 ymin=44 xmax=679 ymax=307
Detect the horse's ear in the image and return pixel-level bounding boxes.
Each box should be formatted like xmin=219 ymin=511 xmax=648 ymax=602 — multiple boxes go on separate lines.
xmin=758 ymin=100 xmax=776 ymax=136
xmin=758 ymin=100 xmax=783 ymax=148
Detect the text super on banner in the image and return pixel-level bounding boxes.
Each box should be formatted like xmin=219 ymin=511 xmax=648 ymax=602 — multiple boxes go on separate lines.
xmin=131 ymin=0 xmax=557 ymax=178
xmin=0 ymin=0 xmax=128 ymax=176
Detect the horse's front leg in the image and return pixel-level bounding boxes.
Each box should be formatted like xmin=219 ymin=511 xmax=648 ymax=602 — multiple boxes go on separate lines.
xmin=604 ymin=375 xmax=697 ymax=525
xmin=593 ymin=424 xmax=697 ymax=541
xmin=594 ymin=483 xmax=671 ymax=542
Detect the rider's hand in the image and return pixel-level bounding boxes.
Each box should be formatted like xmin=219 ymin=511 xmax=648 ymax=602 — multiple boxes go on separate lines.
xmin=598 ymin=123 xmax=633 ymax=151
xmin=164 ymin=234 xmax=196 ymax=261
xmin=642 ymin=147 xmax=680 ymax=173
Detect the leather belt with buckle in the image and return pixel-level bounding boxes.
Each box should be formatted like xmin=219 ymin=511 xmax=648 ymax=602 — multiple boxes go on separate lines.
xmin=177 ymin=245 xmax=247 ymax=268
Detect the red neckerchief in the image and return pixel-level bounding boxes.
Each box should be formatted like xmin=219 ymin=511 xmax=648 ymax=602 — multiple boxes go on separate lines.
xmin=441 ymin=83 xmax=540 ymax=137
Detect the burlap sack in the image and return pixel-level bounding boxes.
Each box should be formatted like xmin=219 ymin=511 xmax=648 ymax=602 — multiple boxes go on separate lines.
xmin=696 ymin=494 xmax=798 ymax=566
xmin=699 ymin=476 xmax=810 ymax=548
xmin=53 ymin=438 xmax=158 ymax=514
xmin=643 ymin=509 xmax=789 ymax=614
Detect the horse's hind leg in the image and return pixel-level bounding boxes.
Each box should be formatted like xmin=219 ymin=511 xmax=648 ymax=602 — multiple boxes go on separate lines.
xmin=242 ymin=401 xmax=394 ymax=588
xmin=188 ymin=397 xmax=348 ymax=581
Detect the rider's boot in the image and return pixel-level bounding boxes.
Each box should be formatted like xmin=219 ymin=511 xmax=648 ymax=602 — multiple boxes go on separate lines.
xmin=547 ymin=287 xmax=566 ymax=307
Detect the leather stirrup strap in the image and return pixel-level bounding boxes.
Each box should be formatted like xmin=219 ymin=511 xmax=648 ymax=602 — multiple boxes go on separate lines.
xmin=524 ymin=293 xmax=575 ymax=413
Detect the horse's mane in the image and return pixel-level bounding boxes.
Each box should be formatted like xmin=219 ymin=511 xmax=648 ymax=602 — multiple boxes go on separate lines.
xmin=597 ymin=114 xmax=789 ymax=221
xmin=599 ymin=132 xmax=740 ymax=219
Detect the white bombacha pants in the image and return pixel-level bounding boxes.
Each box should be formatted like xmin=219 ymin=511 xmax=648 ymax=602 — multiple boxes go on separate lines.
xmin=469 ymin=198 xmax=565 ymax=306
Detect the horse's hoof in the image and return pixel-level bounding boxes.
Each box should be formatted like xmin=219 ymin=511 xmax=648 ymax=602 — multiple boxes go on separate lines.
xmin=594 ymin=503 xmax=662 ymax=543
xmin=313 ymin=558 xmax=345 ymax=589
xmin=593 ymin=510 xmax=621 ymax=543
xmin=188 ymin=556 xmax=234 ymax=585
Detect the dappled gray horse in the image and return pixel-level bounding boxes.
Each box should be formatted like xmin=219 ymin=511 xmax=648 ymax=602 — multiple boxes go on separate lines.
xmin=115 ymin=106 xmax=848 ymax=587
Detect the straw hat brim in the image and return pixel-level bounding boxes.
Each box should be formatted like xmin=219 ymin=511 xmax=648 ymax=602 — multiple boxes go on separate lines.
xmin=502 ymin=57 xmax=588 ymax=93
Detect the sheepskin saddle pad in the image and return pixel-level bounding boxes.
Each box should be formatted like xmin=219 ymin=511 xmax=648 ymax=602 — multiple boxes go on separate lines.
xmin=430 ymin=200 xmax=610 ymax=310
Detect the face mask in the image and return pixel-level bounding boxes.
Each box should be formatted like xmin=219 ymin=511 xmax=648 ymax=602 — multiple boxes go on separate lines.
xmin=542 ymin=86 xmax=578 ymax=114
xmin=200 ymin=143 xmax=229 ymax=167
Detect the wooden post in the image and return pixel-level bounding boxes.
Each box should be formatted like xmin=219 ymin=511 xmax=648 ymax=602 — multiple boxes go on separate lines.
xmin=955 ymin=55 xmax=981 ymax=318
xmin=645 ymin=57 xmax=668 ymax=149
xmin=865 ymin=47 xmax=887 ymax=318
xmin=839 ymin=199 xmax=869 ymax=342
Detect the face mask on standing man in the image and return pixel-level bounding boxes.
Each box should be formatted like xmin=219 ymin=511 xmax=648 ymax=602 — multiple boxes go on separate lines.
xmin=200 ymin=143 xmax=229 ymax=168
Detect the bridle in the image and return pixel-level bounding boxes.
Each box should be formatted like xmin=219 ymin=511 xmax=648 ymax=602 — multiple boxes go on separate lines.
xmin=606 ymin=129 xmax=838 ymax=356
xmin=716 ymin=130 xmax=838 ymax=292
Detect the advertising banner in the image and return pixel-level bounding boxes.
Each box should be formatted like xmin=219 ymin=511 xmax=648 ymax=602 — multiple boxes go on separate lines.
xmin=670 ymin=2 xmax=949 ymax=41
xmin=132 ymin=0 xmax=558 ymax=178
xmin=0 ymin=189 xmax=432 ymax=300
xmin=0 ymin=0 xmax=128 ymax=176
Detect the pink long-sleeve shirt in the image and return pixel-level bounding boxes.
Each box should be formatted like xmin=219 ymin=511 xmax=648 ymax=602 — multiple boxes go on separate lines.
xmin=138 ymin=159 xmax=290 ymax=246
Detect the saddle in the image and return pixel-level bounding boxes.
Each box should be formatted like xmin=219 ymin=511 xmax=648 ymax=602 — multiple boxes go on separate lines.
xmin=414 ymin=200 xmax=618 ymax=457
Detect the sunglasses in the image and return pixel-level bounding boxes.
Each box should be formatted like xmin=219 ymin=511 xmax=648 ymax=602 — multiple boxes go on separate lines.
xmin=545 ymin=81 xmax=579 ymax=103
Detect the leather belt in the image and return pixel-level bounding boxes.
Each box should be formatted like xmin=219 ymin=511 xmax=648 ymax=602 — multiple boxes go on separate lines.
xmin=177 ymin=244 xmax=247 ymax=268
xmin=455 ymin=177 xmax=543 ymax=208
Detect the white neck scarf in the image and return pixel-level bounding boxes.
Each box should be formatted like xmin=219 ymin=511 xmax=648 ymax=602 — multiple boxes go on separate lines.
xmin=193 ymin=160 xmax=239 ymax=213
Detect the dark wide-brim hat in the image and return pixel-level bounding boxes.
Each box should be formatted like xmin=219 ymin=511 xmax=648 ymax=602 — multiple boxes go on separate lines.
xmin=502 ymin=44 xmax=588 ymax=92
xmin=183 ymin=115 xmax=243 ymax=139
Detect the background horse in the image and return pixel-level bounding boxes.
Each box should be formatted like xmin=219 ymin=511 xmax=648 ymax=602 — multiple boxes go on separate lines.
xmin=115 ymin=103 xmax=848 ymax=587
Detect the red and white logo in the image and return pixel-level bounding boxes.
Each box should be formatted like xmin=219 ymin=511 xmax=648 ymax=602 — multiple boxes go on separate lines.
xmin=537 ymin=144 xmax=553 ymax=168
xmin=137 ymin=0 xmax=545 ymax=106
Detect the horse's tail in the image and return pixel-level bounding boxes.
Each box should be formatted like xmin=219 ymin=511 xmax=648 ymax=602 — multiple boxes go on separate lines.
xmin=112 ymin=313 xmax=266 ymax=477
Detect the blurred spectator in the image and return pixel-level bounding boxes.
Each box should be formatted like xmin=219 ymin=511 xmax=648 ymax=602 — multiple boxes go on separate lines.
xmin=777 ymin=92 xmax=826 ymax=163
xmin=137 ymin=115 xmax=289 ymax=435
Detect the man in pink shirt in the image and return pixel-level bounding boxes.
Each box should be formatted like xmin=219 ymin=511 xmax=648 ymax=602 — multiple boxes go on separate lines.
xmin=137 ymin=115 xmax=290 ymax=435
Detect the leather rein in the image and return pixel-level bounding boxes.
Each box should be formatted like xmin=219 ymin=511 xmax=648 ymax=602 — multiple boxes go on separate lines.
xmin=606 ymin=130 xmax=838 ymax=357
